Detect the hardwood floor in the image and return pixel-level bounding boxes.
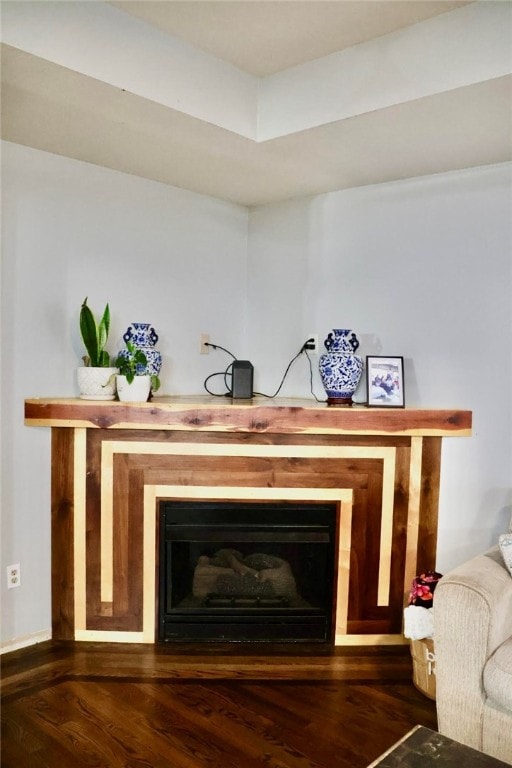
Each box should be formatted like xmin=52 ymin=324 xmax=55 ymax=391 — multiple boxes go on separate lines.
xmin=1 ymin=642 xmax=437 ymax=768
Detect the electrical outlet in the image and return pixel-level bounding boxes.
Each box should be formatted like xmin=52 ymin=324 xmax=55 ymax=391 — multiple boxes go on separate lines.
xmin=200 ymin=333 xmax=210 ymax=354
xmin=305 ymin=334 xmax=319 ymax=353
xmin=7 ymin=563 xmax=21 ymax=589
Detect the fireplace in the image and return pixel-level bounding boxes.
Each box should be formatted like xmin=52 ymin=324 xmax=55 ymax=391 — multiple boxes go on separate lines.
xmin=158 ymin=500 xmax=337 ymax=642
xmin=24 ymin=397 xmax=472 ymax=644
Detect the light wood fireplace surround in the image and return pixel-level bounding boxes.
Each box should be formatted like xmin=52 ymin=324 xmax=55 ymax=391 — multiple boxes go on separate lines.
xmin=25 ymin=397 xmax=471 ymax=646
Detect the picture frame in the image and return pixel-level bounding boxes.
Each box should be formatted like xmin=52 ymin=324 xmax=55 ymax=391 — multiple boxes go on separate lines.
xmin=366 ymin=356 xmax=405 ymax=408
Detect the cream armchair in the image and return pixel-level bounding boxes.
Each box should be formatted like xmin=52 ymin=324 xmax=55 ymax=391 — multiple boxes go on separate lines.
xmin=434 ymin=543 xmax=512 ymax=764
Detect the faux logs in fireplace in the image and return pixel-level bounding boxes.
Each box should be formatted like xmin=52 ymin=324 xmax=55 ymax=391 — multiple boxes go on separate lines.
xmin=158 ymin=501 xmax=337 ymax=642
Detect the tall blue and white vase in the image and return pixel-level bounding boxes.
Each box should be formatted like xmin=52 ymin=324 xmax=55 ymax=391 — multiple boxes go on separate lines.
xmin=318 ymin=329 xmax=364 ymax=406
xmin=120 ymin=322 xmax=162 ymax=378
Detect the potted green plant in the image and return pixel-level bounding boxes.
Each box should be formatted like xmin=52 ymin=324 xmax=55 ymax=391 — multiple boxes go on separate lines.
xmin=115 ymin=340 xmax=161 ymax=402
xmin=77 ymin=297 xmax=118 ymax=400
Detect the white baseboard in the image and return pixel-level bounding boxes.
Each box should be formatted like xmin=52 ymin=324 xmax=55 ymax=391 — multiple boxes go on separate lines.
xmin=0 ymin=629 xmax=52 ymax=655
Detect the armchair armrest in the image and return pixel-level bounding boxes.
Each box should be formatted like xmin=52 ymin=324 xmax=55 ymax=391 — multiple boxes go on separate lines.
xmin=435 ymin=546 xmax=512 ymax=750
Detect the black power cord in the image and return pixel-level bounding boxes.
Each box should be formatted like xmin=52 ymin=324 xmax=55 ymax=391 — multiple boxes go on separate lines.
xmin=202 ymin=343 xmax=237 ymax=396
xmin=254 ymin=339 xmax=311 ymax=398
xmin=204 ymin=343 xmax=236 ymax=360
xmin=304 ymin=348 xmax=326 ymax=403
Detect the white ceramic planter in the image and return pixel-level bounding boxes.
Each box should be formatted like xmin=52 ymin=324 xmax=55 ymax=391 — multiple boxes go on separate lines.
xmin=77 ymin=367 xmax=118 ymax=400
xmin=116 ymin=375 xmax=151 ymax=402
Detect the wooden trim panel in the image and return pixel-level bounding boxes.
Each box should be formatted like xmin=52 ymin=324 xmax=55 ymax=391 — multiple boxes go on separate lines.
xmin=51 ymin=428 xmax=76 ymax=640
xmin=50 ymin=429 xmax=447 ymax=644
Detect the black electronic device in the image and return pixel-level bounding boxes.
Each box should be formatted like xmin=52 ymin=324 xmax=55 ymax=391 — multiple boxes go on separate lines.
xmin=231 ymin=360 xmax=253 ymax=399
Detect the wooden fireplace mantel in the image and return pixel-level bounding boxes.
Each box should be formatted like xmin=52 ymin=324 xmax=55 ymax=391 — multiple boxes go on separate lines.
xmin=24 ymin=397 xmax=471 ymax=646
xmin=25 ymin=396 xmax=472 ymax=436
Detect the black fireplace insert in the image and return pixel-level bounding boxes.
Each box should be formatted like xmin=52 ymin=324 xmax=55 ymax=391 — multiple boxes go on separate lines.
xmin=158 ymin=500 xmax=337 ymax=642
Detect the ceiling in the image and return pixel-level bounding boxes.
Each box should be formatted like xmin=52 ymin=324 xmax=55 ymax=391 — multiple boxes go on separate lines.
xmin=1 ymin=1 xmax=511 ymax=207
xmin=109 ymin=1 xmax=471 ymax=77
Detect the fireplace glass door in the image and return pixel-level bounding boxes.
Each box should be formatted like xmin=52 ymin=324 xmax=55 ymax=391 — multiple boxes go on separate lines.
xmin=158 ymin=501 xmax=337 ymax=642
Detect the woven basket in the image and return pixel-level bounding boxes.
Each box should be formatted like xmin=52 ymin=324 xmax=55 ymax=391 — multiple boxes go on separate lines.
xmin=410 ymin=637 xmax=436 ymax=700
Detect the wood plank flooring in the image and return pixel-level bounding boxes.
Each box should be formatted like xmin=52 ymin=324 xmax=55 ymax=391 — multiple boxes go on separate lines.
xmin=1 ymin=642 xmax=437 ymax=768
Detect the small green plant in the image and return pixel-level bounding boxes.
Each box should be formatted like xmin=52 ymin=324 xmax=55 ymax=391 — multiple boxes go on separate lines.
xmin=115 ymin=341 xmax=160 ymax=391
xmin=79 ymin=297 xmax=111 ymax=367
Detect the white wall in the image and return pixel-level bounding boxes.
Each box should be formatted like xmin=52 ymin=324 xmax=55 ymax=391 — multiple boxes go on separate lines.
xmin=0 ymin=141 xmax=248 ymax=647
xmin=2 ymin=142 xmax=511 ymax=648
xmin=248 ymin=163 xmax=512 ymax=571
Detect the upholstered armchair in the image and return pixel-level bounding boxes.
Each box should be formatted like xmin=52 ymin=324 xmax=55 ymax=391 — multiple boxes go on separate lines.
xmin=434 ymin=538 xmax=512 ymax=764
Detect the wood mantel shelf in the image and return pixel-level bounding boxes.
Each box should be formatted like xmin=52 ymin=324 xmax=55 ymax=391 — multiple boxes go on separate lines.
xmin=24 ymin=396 xmax=471 ymax=647
xmin=24 ymin=396 xmax=472 ymax=436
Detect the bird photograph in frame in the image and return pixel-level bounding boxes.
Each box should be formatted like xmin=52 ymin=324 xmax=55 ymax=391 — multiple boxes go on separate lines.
xmin=366 ymin=356 xmax=405 ymax=407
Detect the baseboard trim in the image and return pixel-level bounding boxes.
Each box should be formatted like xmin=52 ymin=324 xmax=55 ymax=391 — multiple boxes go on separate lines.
xmin=0 ymin=629 xmax=51 ymax=655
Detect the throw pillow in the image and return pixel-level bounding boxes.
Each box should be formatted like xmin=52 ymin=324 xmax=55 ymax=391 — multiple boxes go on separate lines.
xmin=403 ymin=605 xmax=434 ymax=640
xmin=499 ymin=533 xmax=512 ymax=578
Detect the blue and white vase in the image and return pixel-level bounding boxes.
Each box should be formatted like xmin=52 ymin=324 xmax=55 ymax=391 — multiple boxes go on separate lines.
xmin=318 ymin=329 xmax=363 ymax=406
xmin=120 ymin=322 xmax=162 ymax=377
